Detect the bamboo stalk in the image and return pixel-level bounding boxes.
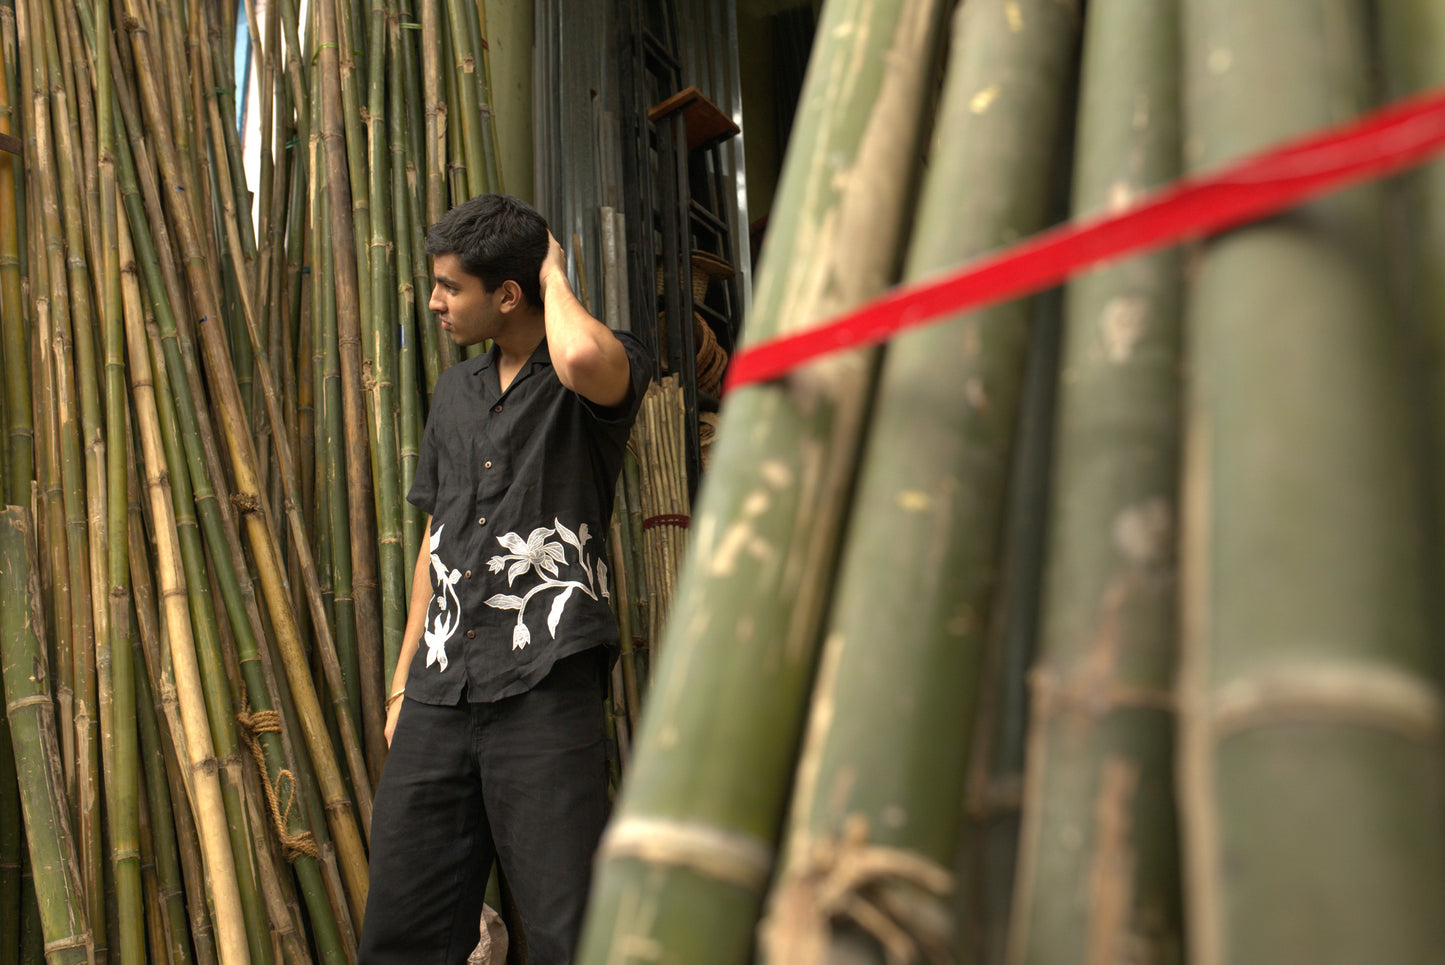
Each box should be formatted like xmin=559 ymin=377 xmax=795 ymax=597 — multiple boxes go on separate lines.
xmin=0 ymin=506 xmax=94 ymax=965
xmin=757 ymin=4 xmax=1079 ymax=962
xmin=390 ymin=2 xmax=425 ymax=586
xmin=318 ymin=0 xmax=385 ymax=796
xmin=1007 ymin=1 xmax=1183 ymax=962
xmin=127 ymin=481 xmax=222 ymax=965
xmin=0 ymin=8 xmax=31 ymax=504
xmin=127 ymin=555 xmax=195 ymax=965
xmin=96 ymin=2 xmax=146 ymax=953
xmin=442 ymin=0 xmax=486 ymax=199
xmin=22 ymin=0 xmax=105 ymax=944
xmin=364 ymin=0 xmax=402 ymax=773
xmin=1179 ymin=3 xmax=1445 ymax=962
xmin=578 ymin=1 xmax=950 ymax=960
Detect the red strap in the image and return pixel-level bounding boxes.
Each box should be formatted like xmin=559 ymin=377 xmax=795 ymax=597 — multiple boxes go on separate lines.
xmin=725 ymin=83 xmax=1445 ymax=393
xmin=643 ymin=514 xmax=691 ymax=531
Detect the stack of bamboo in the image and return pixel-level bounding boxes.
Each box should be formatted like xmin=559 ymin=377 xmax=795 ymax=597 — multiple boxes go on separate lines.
xmin=630 ymin=377 xmax=692 ymax=659
xmin=0 ymin=0 xmax=506 ymax=960
xmin=580 ymin=1 xmax=1445 ymax=965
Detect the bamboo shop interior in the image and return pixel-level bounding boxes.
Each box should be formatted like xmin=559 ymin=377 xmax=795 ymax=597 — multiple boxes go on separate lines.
xmin=11 ymin=0 xmax=1445 ymax=963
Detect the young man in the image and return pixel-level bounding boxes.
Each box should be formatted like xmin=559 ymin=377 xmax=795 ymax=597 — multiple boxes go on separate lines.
xmin=359 ymin=194 xmax=652 ymax=965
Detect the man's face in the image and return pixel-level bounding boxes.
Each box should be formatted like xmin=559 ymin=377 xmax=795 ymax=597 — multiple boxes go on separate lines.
xmin=429 ymin=253 xmax=504 ymax=347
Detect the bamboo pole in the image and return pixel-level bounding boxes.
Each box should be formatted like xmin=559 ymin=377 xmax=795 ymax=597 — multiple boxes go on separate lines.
xmin=365 ymin=0 xmax=403 ymax=770
xmin=442 ymin=0 xmax=486 ymax=199
xmin=0 ymin=506 xmax=94 ymax=965
xmin=22 ymin=0 xmax=105 ymax=943
xmin=1006 ymin=1 xmax=1184 ymax=963
xmin=390 ymin=1 xmax=425 ymax=583
xmin=1178 ymin=3 xmax=1445 ymax=963
xmin=95 ymin=2 xmax=145 ymax=954
xmin=127 ymin=473 xmax=222 ymax=965
xmin=0 ymin=13 xmax=26 ymax=958
xmin=755 ymin=4 xmax=1079 ymax=962
xmin=318 ymin=0 xmax=386 ymax=789
xmin=0 ymin=8 xmax=30 ymax=503
xmin=578 ymin=1 xmax=950 ymax=961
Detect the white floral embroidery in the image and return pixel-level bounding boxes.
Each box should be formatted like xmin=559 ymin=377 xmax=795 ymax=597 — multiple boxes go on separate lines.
xmin=423 ymin=524 xmax=462 ymax=671
xmin=484 ymin=519 xmax=609 ymax=650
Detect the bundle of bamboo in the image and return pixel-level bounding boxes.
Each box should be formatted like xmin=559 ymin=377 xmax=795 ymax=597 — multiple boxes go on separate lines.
xmin=0 ymin=0 xmax=513 ymax=960
xmin=632 ymin=378 xmax=692 ymax=655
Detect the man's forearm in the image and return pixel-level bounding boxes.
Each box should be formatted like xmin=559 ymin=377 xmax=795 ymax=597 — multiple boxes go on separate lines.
xmin=390 ymin=518 xmax=434 ymax=698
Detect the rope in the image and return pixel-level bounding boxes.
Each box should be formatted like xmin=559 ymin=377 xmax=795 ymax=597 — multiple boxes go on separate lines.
xmin=236 ymin=706 xmax=321 ymax=860
xmin=761 ymin=817 xmax=954 ymax=965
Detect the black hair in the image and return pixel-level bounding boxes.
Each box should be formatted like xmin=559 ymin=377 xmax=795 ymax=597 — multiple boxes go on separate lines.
xmin=425 ymin=194 xmax=549 ymax=308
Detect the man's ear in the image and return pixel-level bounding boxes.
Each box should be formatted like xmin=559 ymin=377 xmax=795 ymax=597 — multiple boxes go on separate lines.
xmin=497 ymin=279 xmax=525 ymax=313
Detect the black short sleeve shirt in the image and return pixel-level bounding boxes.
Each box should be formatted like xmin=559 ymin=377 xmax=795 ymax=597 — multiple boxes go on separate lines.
xmin=406 ymin=331 xmax=652 ymax=703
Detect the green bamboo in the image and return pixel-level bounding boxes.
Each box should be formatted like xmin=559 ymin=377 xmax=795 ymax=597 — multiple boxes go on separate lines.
xmin=578 ymin=1 xmax=950 ymax=961
xmin=0 ymin=506 xmax=94 ymax=965
xmin=0 ymin=12 xmax=31 ymax=504
xmin=364 ymin=0 xmax=402 ymax=770
xmin=127 ymin=585 xmax=195 ymax=965
xmin=1006 ymin=1 xmax=1184 ymax=962
xmin=464 ymin=0 xmax=498 ymax=194
xmin=127 ymin=474 xmax=220 ymax=965
xmin=442 ymin=0 xmax=487 ymax=199
xmin=1378 ymin=2 xmax=1445 ymax=610
xmin=0 ymin=695 xmax=20 ymax=965
xmin=390 ymin=4 xmax=424 ymax=584
xmin=0 ymin=22 xmax=25 ymax=953
xmin=474 ymin=0 xmax=502 ymax=193
xmin=1178 ymin=3 xmax=1445 ymax=963
xmin=22 ymin=0 xmax=104 ymax=944
xmin=754 ymin=4 xmax=1079 ymax=962
xmin=95 ymin=0 xmax=145 ymax=956
xmin=319 ymin=0 xmax=385 ymax=789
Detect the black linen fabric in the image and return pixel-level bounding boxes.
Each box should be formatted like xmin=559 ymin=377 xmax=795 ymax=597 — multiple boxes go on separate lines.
xmin=406 ymin=331 xmax=651 ymax=703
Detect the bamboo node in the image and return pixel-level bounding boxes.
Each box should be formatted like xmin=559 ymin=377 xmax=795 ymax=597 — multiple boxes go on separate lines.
xmin=599 ymin=815 xmax=774 ymax=891
xmin=236 ymin=706 xmax=321 ymax=861
xmin=760 ymin=817 xmax=954 ymax=965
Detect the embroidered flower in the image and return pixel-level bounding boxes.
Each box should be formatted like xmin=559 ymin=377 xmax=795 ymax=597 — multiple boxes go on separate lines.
xmin=484 ymin=519 xmax=609 ymax=650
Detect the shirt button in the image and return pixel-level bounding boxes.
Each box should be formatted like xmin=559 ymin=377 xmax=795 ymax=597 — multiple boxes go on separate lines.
xmin=484 ymin=461 xmax=492 ymax=469
xmin=477 ymin=517 xmax=486 ymax=526
xmin=464 ymin=569 xmax=472 ymax=578
xmin=466 ymin=630 xmax=476 ymax=639
xmin=492 ymin=404 xmax=502 ymax=412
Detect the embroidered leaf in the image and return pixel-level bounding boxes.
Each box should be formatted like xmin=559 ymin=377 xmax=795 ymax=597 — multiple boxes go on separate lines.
xmin=555 ymin=518 xmax=581 ymax=553
xmin=547 ymin=586 xmax=574 ymax=637
xmin=598 ymin=559 xmax=609 ymax=600
xmin=577 ymin=523 xmax=591 ymax=548
xmin=430 ymin=523 xmax=444 ymax=552
xmin=447 ymin=568 xmax=461 ymax=585
xmin=485 ymin=594 xmax=525 ymax=611
xmin=512 ymin=623 xmax=531 ymax=650
xmin=498 ymin=531 xmax=529 ymax=555
xmin=507 ymin=559 xmax=530 ymax=585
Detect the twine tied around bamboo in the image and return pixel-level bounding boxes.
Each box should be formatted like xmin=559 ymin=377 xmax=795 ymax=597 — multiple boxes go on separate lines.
xmin=760 ymin=816 xmax=954 ymax=965
xmin=236 ymin=706 xmax=321 ymax=860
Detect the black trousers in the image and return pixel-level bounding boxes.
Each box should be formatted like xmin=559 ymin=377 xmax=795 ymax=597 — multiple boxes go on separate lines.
xmin=359 ymin=650 xmax=610 ymax=965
